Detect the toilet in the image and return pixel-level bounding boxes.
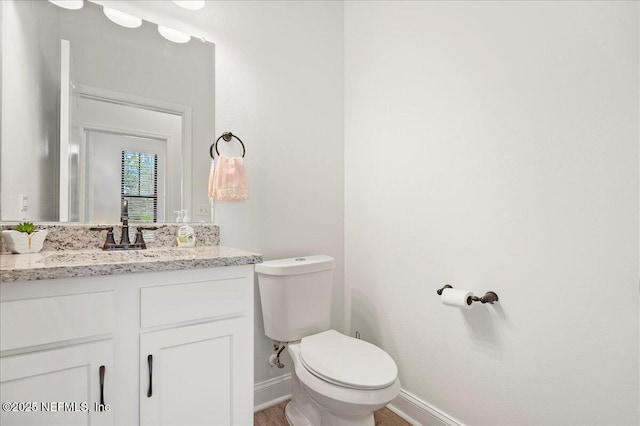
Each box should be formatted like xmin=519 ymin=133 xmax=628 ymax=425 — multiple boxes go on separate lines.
xmin=256 ymin=255 xmax=400 ymax=426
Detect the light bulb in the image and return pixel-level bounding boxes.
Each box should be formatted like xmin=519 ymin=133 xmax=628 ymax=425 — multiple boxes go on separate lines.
xmin=158 ymin=26 xmax=191 ymax=44
xmin=103 ymin=7 xmax=142 ymax=29
xmin=171 ymin=1 xmax=205 ymax=11
xmin=48 ymin=0 xmax=84 ymax=10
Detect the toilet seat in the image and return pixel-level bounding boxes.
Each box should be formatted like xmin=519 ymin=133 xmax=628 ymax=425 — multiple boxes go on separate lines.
xmin=300 ymin=330 xmax=398 ymax=390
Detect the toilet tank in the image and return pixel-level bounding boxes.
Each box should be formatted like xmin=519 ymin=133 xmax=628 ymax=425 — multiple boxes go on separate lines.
xmin=256 ymin=255 xmax=335 ymax=342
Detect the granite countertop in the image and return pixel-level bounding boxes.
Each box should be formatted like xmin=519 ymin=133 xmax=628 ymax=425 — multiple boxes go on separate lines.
xmin=0 ymin=246 xmax=263 ymax=283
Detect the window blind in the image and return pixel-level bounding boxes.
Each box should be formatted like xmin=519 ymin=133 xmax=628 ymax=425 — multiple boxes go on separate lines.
xmin=121 ymin=150 xmax=158 ymax=222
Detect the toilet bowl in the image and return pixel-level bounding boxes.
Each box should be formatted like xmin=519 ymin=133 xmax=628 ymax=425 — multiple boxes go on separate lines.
xmin=285 ymin=330 xmax=400 ymax=426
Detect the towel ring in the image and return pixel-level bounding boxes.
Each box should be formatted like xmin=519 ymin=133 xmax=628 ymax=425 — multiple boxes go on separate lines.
xmin=210 ymin=132 xmax=246 ymax=159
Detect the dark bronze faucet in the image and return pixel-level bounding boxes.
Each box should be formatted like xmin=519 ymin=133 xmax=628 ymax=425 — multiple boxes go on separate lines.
xmin=89 ymin=200 xmax=156 ymax=250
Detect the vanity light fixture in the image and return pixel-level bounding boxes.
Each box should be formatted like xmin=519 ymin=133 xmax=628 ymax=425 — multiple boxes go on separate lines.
xmin=171 ymin=1 xmax=205 ymax=11
xmin=103 ymin=7 xmax=142 ymax=29
xmin=158 ymin=25 xmax=191 ymax=44
xmin=48 ymin=0 xmax=84 ymax=10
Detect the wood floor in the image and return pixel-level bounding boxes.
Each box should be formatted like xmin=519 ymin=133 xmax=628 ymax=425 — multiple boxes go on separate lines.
xmin=254 ymin=400 xmax=412 ymax=426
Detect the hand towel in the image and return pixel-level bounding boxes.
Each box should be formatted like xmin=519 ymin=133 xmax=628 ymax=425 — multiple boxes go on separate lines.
xmin=210 ymin=155 xmax=248 ymax=201
xmin=208 ymin=158 xmax=216 ymax=199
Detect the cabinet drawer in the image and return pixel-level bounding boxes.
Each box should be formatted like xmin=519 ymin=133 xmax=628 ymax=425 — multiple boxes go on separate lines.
xmin=140 ymin=278 xmax=250 ymax=328
xmin=1 ymin=291 xmax=115 ymax=351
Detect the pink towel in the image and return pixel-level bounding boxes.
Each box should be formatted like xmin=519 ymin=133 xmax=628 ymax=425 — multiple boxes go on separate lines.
xmin=209 ymin=155 xmax=248 ymax=201
xmin=208 ymin=159 xmax=216 ymax=199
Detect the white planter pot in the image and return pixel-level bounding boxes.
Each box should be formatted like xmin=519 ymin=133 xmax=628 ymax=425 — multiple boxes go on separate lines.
xmin=1 ymin=230 xmax=48 ymax=254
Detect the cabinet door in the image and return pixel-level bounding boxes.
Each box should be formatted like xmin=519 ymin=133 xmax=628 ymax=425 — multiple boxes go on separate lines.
xmin=140 ymin=318 xmax=252 ymax=426
xmin=0 ymin=340 xmax=114 ymax=426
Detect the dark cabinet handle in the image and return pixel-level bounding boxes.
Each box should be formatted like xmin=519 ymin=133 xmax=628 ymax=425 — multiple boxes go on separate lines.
xmin=98 ymin=365 xmax=106 ymax=411
xmin=147 ymin=355 xmax=153 ymax=398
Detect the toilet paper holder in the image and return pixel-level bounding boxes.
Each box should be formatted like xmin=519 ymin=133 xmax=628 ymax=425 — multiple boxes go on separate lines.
xmin=437 ymin=285 xmax=499 ymax=305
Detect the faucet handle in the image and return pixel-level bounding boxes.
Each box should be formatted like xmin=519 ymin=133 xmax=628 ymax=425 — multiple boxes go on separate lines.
xmin=134 ymin=226 xmax=158 ymax=249
xmin=90 ymin=226 xmax=116 ymax=250
xmin=89 ymin=226 xmax=113 ymax=231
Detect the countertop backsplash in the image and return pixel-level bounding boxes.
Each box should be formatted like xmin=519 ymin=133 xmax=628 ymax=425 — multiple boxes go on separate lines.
xmin=0 ymin=223 xmax=220 ymax=253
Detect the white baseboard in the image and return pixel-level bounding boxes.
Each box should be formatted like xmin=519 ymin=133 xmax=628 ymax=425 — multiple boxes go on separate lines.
xmin=388 ymin=389 xmax=463 ymax=426
xmin=254 ymin=373 xmax=292 ymax=412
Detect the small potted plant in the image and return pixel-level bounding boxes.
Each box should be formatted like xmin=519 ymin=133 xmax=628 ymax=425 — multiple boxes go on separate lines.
xmin=1 ymin=222 xmax=48 ymax=254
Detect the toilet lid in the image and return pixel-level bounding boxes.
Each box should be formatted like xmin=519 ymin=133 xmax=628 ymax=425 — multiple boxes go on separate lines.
xmin=300 ymin=330 xmax=398 ymax=390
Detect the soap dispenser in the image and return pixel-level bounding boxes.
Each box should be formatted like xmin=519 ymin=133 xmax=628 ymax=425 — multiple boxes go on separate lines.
xmin=177 ymin=224 xmax=195 ymax=247
xmin=173 ymin=210 xmax=182 ymax=222
xmin=182 ymin=209 xmax=191 ymax=222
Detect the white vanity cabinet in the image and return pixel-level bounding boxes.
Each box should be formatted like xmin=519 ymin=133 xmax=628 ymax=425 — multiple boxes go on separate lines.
xmin=139 ymin=318 xmax=251 ymax=425
xmin=0 ymin=264 xmax=255 ymax=426
xmin=1 ymin=340 xmax=114 ymax=426
xmin=1 ymin=290 xmax=116 ymax=426
xmin=138 ymin=268 xmax=254 ymax=426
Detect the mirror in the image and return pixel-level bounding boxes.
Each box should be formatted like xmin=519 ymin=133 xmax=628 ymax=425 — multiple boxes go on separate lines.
xmin=0 ymin=0 xmax=214 ymax=222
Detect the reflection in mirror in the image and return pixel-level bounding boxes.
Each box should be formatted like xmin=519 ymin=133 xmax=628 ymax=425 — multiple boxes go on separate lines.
xmin=0 ymin=0 xmax=214 ymax=222
xmin=70 ymin=88 xmax=185 ymax=222
xmin=85 ymin=130 xmax=167 ymax=223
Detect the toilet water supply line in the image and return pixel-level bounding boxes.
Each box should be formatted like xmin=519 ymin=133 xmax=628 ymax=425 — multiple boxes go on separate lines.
xmin=269 ymin=342 xmax=286 ymax=368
